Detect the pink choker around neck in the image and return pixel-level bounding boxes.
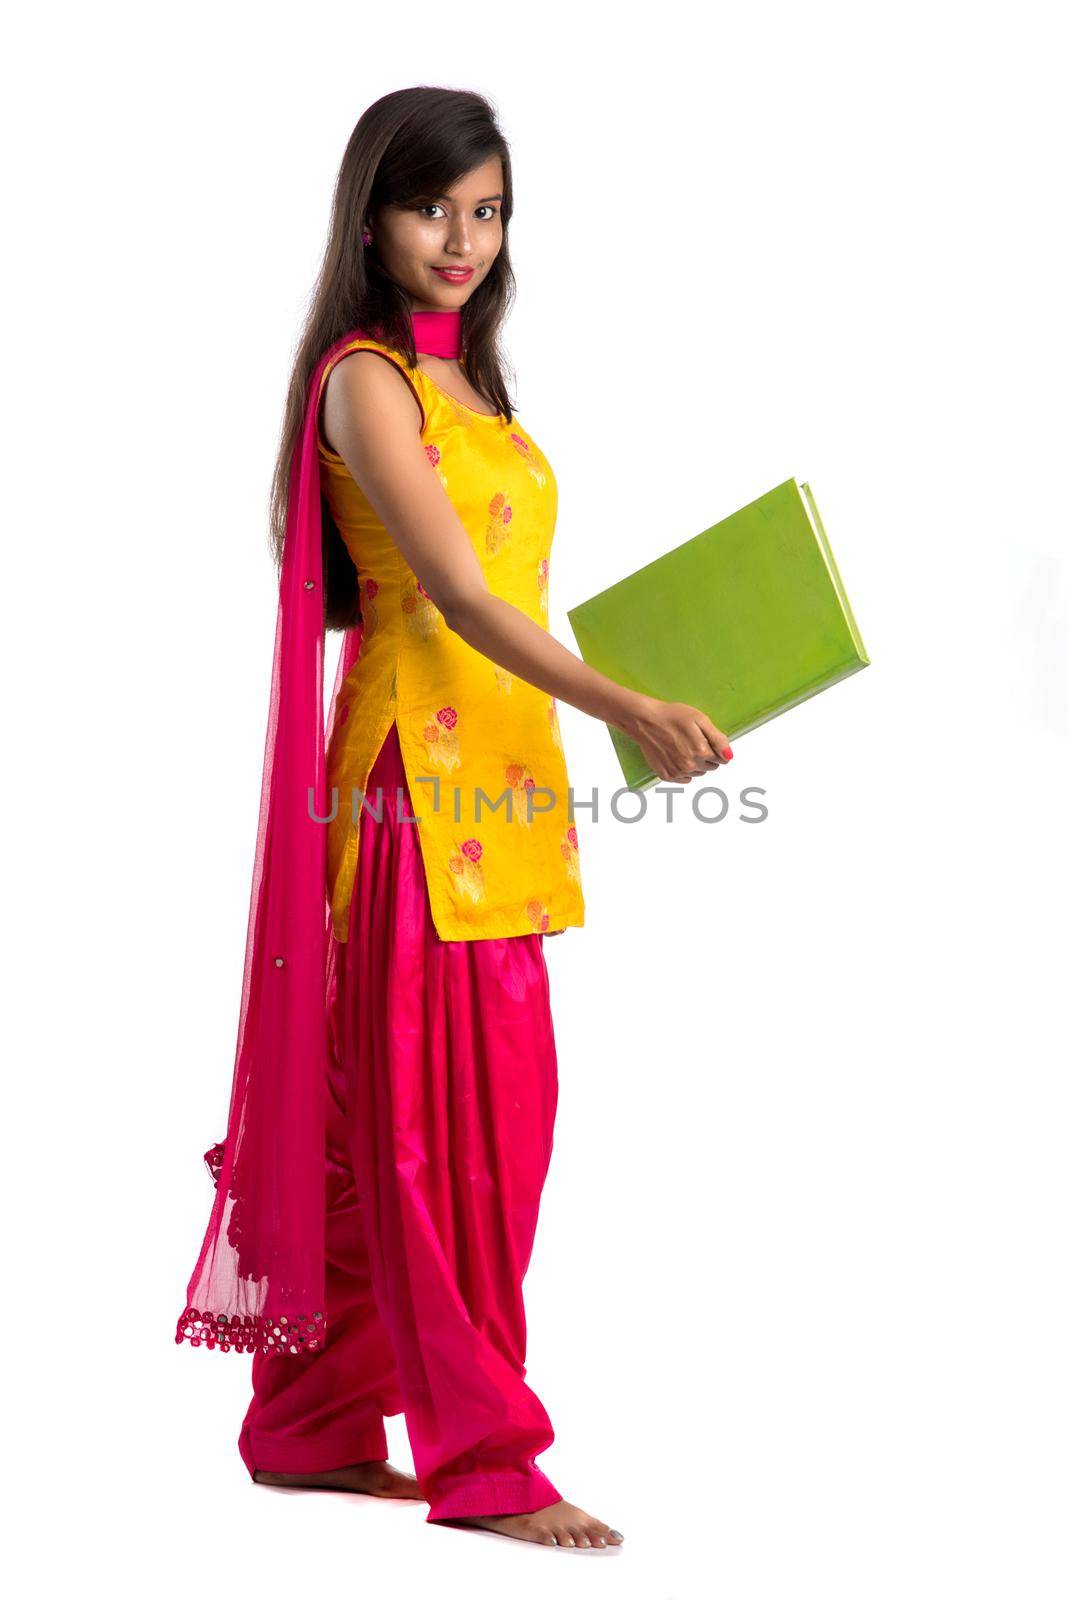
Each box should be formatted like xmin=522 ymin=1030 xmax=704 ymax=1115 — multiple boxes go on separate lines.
xmin=411 ymin=307 xmax=462 ymax=359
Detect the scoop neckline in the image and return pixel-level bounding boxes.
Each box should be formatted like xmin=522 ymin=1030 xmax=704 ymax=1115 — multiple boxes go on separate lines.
xmin=415 ymin=363 xmax=507 ymax=423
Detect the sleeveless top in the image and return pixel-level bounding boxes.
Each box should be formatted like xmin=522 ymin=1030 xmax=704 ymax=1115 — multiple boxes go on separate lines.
xmin=316 ymin=335 xmax=586 ymax=943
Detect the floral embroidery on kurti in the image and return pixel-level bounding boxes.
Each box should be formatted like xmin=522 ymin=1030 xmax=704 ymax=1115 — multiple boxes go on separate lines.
xmin=505 ymin=762 xmax=538 ymax=827
xmin=485 ymin=492 xmax=513 ymax=557
xmin=361 ymin=575 xmax=380 ymax=638
xmin=537 ymin=558 xmax=549 ymax=619
xmin=402 ymin=577 xmax=441 ymax=639
xmin=525 ymin=897 xmax=551 ymax=932
xmin=510 ymin=431 xmax=548 ymax=489
xmin=547 ymin=695 xmax=564 ymax=752
xmin=449 ymin=837 xmax=486 ymax=902
xmin=424 ymin=705 xmax=461 ymax=771
xmin=561 ymin=824 xmax=581 ymax=883
xmin=424 ymin=441 xmax=448 ymax=490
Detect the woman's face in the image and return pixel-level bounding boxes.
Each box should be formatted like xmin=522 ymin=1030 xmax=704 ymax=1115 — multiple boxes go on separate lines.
xmin=371 ymin=156 xmax=504 ymax=314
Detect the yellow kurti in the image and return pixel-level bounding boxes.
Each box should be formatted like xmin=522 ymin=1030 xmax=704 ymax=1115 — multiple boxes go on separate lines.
xmin=317 ymin=336 xmax=585 ymax=944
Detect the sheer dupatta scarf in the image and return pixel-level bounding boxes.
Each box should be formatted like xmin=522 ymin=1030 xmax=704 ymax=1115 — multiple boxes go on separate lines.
xmin=175 ymin=330 xmax=371 ymax=1357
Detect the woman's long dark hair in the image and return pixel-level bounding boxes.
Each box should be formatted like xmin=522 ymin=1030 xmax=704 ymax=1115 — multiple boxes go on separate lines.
xmin=269 ymin=86 xmax=517 ymax=630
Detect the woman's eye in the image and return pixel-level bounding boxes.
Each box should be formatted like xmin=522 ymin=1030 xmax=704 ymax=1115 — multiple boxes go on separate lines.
xmin=418 ymin=204 xmax=498 ymax=220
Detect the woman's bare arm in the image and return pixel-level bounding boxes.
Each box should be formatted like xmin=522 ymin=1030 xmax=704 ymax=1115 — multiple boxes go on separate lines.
xmin=321 ymin=352 xmax=731 ymax=781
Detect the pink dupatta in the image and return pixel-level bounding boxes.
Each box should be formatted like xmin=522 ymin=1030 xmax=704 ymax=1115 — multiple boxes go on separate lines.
xmin=175 ymin=330 xmax=371 ymax=1356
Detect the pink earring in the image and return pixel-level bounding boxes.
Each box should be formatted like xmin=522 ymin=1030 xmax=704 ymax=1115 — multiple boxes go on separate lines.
xmin=362 ymin=229 xmax=372 ymax=245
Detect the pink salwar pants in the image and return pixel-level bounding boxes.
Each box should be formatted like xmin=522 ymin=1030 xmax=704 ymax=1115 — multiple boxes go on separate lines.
xmin=238 ymin=721 xmax=563 ymax=1522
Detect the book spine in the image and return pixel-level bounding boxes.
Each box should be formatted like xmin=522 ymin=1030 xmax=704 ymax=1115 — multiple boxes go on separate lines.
xmin=799 ymin=481 xmax=870 ymax=666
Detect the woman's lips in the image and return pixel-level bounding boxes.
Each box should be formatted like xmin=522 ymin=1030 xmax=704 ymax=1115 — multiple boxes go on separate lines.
xmin=431 ymin=266 xmax=474 ymax=283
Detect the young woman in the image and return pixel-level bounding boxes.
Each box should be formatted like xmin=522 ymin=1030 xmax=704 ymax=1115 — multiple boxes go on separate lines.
xmin=176 ymin=85 xmax=731 ymax=1551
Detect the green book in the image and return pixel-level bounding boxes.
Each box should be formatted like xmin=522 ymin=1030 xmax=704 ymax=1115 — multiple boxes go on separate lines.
xmin=566 ymin=478 xmax=869 ymax=790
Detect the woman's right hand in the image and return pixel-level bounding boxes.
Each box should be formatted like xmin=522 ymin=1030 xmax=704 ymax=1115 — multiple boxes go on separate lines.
xmin=621 ymin=696 xmax=733 ymax=783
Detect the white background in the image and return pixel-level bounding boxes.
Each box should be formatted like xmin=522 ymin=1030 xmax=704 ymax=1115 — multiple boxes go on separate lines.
xmin=6 ymin=3 xmax=1065 ymax=1596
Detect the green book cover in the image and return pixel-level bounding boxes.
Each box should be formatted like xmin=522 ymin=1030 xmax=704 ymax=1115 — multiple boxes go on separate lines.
xmin=566 ymin=478 xmax=869 ymax=789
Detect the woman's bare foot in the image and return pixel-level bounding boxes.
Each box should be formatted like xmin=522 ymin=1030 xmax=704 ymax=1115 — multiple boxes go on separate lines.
xmin=443 ymin=1498 xmax=623 ymax=1548
xmin=252 ymin=1460 xmax=424 ymax=1499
